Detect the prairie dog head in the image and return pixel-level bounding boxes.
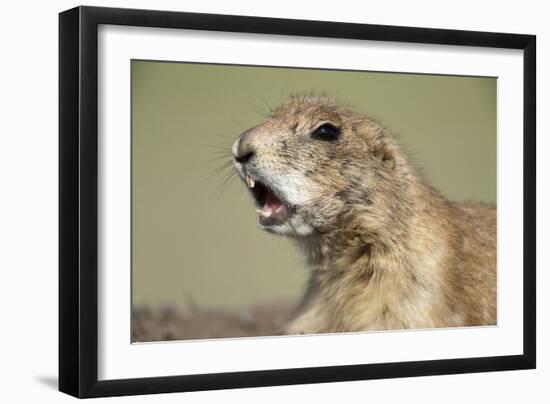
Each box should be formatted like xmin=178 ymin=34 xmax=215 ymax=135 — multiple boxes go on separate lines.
xmin=232 ymin=95 xmax=407 ymax=237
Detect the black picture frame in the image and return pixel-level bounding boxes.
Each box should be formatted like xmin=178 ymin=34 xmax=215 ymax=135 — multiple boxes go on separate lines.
xmin=59 ymin=5 xmax=536 ymax=398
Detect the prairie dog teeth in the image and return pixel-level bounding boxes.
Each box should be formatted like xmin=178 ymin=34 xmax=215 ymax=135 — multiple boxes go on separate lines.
xmin=256 ymin=208 xmax=272 ymax=218
xmin=245 ymin=175 xmax=255 ymax=188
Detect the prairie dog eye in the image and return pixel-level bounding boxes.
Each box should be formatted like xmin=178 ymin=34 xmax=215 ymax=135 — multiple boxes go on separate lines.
xmin=311 ymin=123 xmax=340 ymax=141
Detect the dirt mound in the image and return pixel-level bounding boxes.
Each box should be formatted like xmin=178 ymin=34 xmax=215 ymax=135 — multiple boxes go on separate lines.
xmin=132 ymin=301 xmax=294 ymax=342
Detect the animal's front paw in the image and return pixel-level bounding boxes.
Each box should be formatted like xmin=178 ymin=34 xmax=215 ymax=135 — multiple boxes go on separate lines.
xmin=284 ymin=321 xmax=310 ymax=336
xmin=284 ymin=328 xmax=305 ymax=336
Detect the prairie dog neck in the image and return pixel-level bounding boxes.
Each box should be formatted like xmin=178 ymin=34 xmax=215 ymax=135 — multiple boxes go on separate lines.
xmin=291 ymin=178 xmax=462 ymax=332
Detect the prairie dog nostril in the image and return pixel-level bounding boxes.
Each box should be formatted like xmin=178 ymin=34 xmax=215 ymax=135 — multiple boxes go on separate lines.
xmin=234 ymin=134 xmax=255 ymax=164
xmin=234 ymin=150 xmax=254 ymax=164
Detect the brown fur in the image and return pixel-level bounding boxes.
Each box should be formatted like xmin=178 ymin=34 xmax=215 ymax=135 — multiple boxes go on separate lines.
xmin=232 ymin=95 xmax=496 ymax=334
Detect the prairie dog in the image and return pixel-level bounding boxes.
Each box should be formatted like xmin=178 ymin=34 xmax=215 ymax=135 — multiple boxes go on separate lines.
xmin=232 ymin=95 xmax=496 ymax=334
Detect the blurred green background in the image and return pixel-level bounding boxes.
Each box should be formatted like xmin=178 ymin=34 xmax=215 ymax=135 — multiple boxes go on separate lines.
xmin=132 ymin=60 xmax=496 ymax=310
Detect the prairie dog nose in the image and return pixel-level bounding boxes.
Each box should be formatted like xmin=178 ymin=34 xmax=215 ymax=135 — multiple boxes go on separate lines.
xmin=232 ymin=129 xmax=256 ymax=164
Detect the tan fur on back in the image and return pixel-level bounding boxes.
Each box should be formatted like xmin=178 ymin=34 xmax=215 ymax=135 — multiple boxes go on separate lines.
xmin=233 ymin=95 xmax=496 ymax=334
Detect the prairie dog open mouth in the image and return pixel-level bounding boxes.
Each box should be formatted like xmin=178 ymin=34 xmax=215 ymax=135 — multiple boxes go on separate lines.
xmin=244 ymin=174 xmax=292 ymax=226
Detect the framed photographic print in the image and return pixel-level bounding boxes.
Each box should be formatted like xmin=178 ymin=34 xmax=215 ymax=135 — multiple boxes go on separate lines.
xmin=59 ymin=5 xmax=536 ymax=398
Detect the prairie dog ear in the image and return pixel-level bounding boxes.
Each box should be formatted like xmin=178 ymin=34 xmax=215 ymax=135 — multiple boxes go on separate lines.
xmin=371 ymin=138 xmax=397 ymax=169
xmin=354 ymin=120 xmax=397 ymax=170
